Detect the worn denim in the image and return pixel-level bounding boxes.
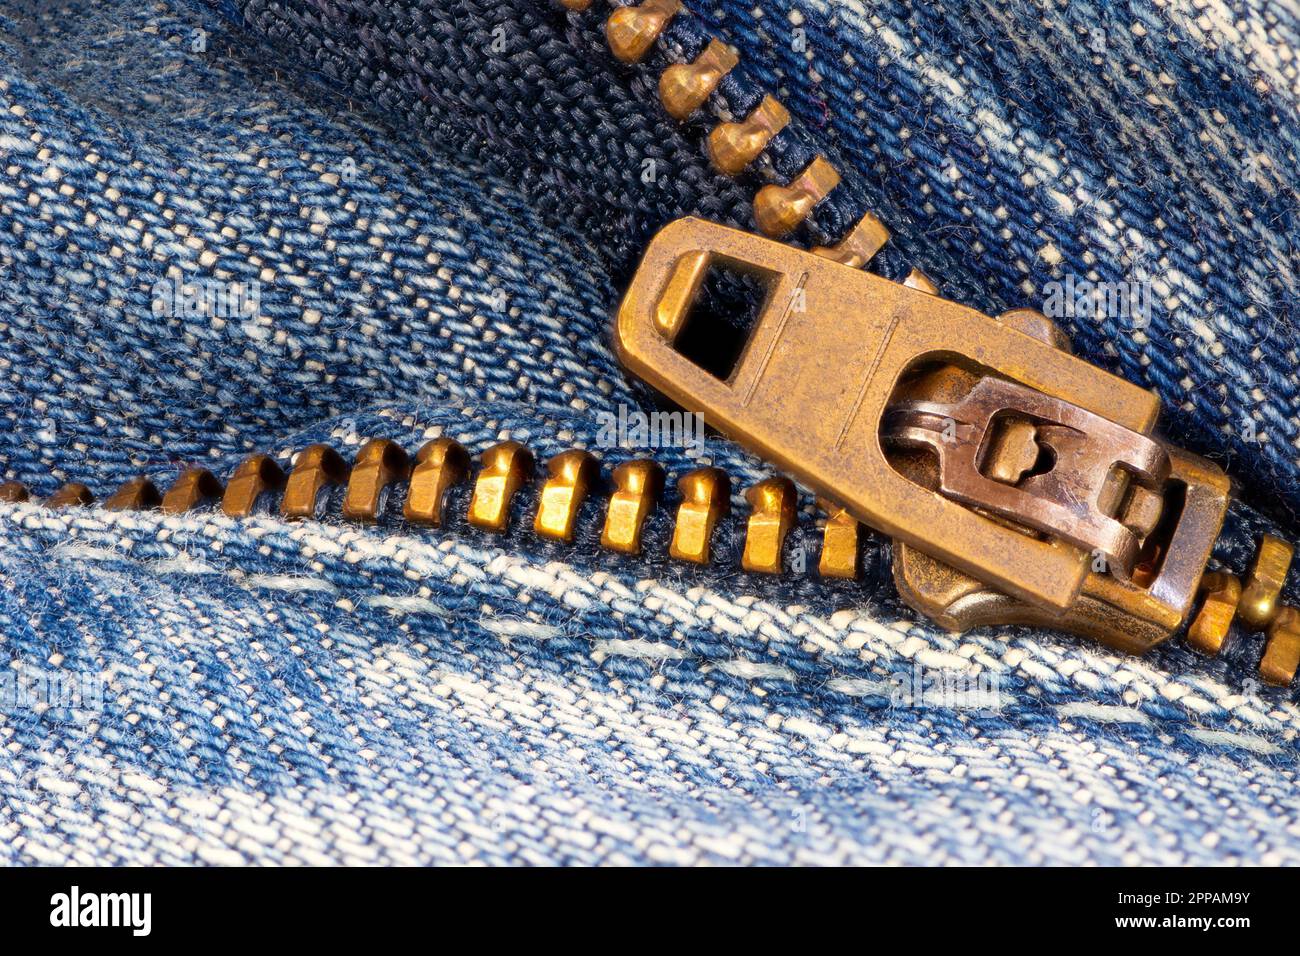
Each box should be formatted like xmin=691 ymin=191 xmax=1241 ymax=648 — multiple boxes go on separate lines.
xmin=0 ymin=0 xmax=1298 ymax=864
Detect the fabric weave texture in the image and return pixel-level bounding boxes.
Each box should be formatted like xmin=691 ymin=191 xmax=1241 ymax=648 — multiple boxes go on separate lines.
xmin=0 ymin=0 xmax=1298 ymax=865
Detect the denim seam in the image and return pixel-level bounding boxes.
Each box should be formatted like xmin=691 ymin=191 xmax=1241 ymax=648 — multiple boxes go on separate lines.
xmin=6 ymin=501 xmax=1298 ymax=755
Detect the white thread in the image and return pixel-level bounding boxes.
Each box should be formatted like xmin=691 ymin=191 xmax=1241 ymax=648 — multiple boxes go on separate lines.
xmin=361 ymin=595 xmax=451 ymax=617
xmin=782 ymin=716 xmax=832 ymax=741
xmin=0 ymin=133 xmax=35 ymax=153
xmin=479 ymin=616 xmax=562 ymax=639
xmin=242 ymin=574 xmax=337 ymax=593
xmin=825 ymin=677 xmax=891 ymax=697
xmin=1187 ymin=728 xmax=1283 ymax=755
xmin=197 ymin=845 xmax=247 ymax=866
xmin=151 ymin=556 xmax=222 ymax=575
xmin=36 ymin=776 xmax=81 ymax=797
xmin=713 ymin=660 xmax=797 ymax=681
xmin=50 ymin=543 xmax=124 ymax=563
xmin=592 ymin=639 xmax=689 ymax=660
xmin=1057 ymin=703 xmax=1151 ymax=724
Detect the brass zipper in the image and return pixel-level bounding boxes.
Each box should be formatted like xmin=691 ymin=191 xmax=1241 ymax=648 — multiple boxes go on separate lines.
xmin=0 ymin=436 xmax=862 ymax=577
xmin=1 ymin=5 xmax=879 ymax=604
xmin=550 ymin=2 xmax=1300 ymax=686
xmin=6 ymin=427 xmax=1297 ymax=685
xmin=2 ymin=0 xmax=1296 ymax=696
xmin=564 ymin=0 xmax=894 ymax=267
xmin=611 ymin=209 xmax=1300 ymax=688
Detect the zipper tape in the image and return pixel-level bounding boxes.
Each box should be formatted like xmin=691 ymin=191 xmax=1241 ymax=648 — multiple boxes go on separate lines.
xmin=211 ymin=0 xmax=885 ymax=277
xmin=595 ymin=0 xmax=867 ymax=244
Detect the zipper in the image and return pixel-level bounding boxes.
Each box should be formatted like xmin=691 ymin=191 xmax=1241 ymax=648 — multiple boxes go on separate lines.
xmin=575 ymin=1 xmax=1300 ymax=685
xmin=2 ymin=3 xmax=881 ymax=574
xmin=4 ymin=0 xmax=1299 ymax=690
xmin=10 ymin=416 xmax=1298 ymax=685
xmin=587 ymin=0 xmax=893 ymax=262
xmin=612 ymin=211 xmax=1300 ymax=687
xmin=2 ymin=435 xmax=865 ymax=577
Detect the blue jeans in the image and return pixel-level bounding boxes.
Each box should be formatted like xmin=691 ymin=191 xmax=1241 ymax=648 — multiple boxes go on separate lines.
xmin=0 ymin=0 xmax=1297 ymax=864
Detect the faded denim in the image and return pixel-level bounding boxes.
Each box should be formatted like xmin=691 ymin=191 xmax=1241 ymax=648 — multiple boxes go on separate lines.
xmin=0 ymin=0 xmax=1298 ymax=864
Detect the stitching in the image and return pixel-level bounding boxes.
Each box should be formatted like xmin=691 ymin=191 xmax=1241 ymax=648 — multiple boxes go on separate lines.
xmin=592 ymin=638 xmax=691 ymax=660
xmin=1186 ymin=728 xmax=1284 ymax=756
xmin=1056 ymin=703 xmax=1150 ymax=724
xmin=242 ymin=574 xmax=337 ymax=593
xmin=360 ymin=595 xmax=452 ymax=617
xmin=9 ymin=502 xmax=1300 ymax=755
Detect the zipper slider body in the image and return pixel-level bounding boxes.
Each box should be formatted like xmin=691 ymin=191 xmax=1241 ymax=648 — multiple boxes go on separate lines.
xmin=615 ymin=218 xmax=1231 ymax=653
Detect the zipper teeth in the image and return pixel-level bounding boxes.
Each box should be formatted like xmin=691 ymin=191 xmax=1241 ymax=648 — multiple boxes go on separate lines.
xmin=3 ymin=437 xmax=864 ymax=580
xmin=16 ymin=441 xmax=1300 ymax=683
xmin=1188 ymin=534 xmax=1300 ymax=686
xmin=573 ymin=0 xmax=891 ymax=263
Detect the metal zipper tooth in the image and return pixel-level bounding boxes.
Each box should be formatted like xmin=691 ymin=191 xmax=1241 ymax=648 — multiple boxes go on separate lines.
xmin=162 ymin=468 xmax=224 ymax=514
xmin=707 ymin=96 xmax=791 ymax=177
xmin=816 ymin=498 xmax=861 ymax=579
xmin=1187 ymin=533 xmax=1300 ymax=685
xmin=103 ymin=477 xmax=162 ymax=511
xmin=281 ymin=444 xmax=350 ymax=520
xmin=902 ymin=267 xmax=940 ymax=295
xmin=222 ymin=454 xmax=286 ymax=517
xmin=669 ymin=466 xmax=730 ymax=564
xmin=1262 ymin=608 xmax=1300 ymax=686
xmin=403 ymin=438 xmax=469 ymax=527
xmin=47 ymin=482 xmax=93 ymax=509
xmin=659 ymin=39 xmax=738 ymax=121
xmin=342 ymin=438 xmax=410 ymax=524
xmin=534 ymin=450 xmax=600 ymax=543
xmin=605 ymin=0 xmax=681 ymax=63
xmin=467 ymin=441 xmax=535 ymax=533
xmin=0 ymin=481 xmax=29 ymax=503
xmin=753 ymin=156 xmax=841 ymax=238
xmin=1238 ymin=535 xmax=1293 ymax=630
xmin=741 ymin=476 xmax=795 ymax=574
xmin=601 ymin=458 xmax=664 ymax=554
xmin=1185 ymin=571 xmax=1239 ymax=656
xmin=811 ymin=212 xmax=890 ymax=268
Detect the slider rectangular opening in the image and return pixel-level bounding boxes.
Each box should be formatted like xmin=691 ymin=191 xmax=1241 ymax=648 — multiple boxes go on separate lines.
xmin=671 ymin=258 xmax=775 ymax=382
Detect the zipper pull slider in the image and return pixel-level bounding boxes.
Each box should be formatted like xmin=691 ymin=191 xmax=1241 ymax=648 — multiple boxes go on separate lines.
xmin=615 ymin=218 xmax=1231 ymax=653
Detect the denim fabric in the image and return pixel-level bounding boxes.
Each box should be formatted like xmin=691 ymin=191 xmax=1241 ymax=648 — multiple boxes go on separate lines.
xmin=219 ymin=0 xmax=1300 ymax=520
xmin=1 ymin=0 xmax=1299 ymax=865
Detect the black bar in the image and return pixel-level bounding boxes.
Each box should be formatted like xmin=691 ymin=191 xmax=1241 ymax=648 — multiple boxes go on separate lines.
xmin=0 ymin=867 xmax=1278 ymax=942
